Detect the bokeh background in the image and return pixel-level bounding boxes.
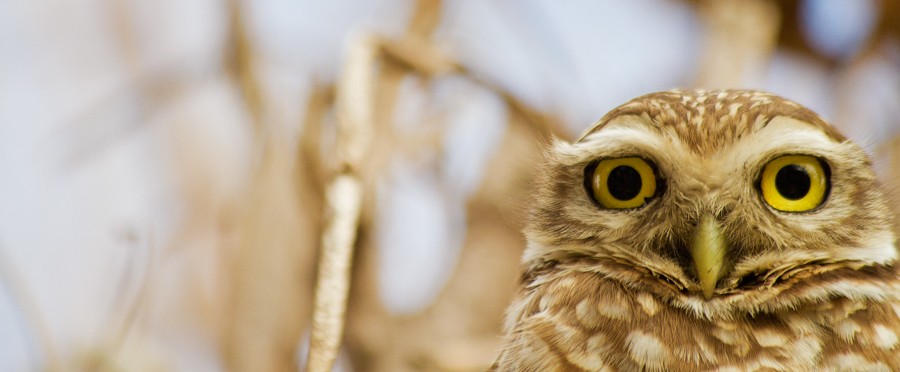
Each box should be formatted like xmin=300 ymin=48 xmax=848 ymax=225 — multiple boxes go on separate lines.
xmin=1 ymin=0 xmax=899 ymax=371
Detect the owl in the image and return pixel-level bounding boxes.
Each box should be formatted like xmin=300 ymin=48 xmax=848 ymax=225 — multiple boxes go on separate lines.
xmin=492 ymin=89 xmax=900 ymax=371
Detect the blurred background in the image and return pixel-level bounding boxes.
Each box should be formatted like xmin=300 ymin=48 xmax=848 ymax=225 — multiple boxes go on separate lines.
xmin=1 ymin=0 xmax=898 ymax=371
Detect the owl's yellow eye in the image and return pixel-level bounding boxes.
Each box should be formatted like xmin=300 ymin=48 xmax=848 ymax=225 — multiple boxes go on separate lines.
xmin=759 ymin=155 xmax=829 ymax=212
xmin=589 ymin=157 xmax=658 ymax=209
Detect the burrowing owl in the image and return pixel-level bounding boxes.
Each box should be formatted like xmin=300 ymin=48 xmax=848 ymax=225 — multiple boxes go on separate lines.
xmin=492 ymin=90 xmax=900 ymax=370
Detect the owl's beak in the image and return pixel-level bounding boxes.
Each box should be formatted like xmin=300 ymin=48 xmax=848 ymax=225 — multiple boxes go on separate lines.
xmin=690 ymin=214 xmax=727 ymax=299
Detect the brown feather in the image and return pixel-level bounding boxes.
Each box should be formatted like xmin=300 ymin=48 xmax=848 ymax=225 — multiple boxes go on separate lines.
xmin=495 ymin=89 xmax=900 ymax=370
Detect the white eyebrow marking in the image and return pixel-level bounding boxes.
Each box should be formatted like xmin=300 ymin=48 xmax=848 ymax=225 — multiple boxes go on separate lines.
xmin=556 ymin=117 xmax=672 ymax=166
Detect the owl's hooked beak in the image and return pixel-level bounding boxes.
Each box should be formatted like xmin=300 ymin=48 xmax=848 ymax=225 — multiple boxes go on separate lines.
xmin=690 ymin=215 xmax=727 ymax=299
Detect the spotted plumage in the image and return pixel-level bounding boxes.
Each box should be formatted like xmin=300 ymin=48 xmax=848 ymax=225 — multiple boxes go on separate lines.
xmin=493 ymin=89 xmax=900 ymax=370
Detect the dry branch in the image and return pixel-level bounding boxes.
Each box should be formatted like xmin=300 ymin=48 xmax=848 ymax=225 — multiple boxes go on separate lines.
xmin=225 ymin=142 xmax=313 ymax=371
xmin=377 ymin=37 xmax=569 ymax=140
xmin=305 ymin=33 xmax=379 ymax=372
xmin=226 ymin=0 xmax=265 ymax=126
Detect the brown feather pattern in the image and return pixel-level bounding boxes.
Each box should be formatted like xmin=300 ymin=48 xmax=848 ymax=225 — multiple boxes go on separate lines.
xmin=494 ymin=89 xmax=900 ymax=371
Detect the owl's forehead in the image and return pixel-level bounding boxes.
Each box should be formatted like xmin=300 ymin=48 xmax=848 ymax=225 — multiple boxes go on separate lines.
xmin=579 ymin=89 xmax=845 ymax=154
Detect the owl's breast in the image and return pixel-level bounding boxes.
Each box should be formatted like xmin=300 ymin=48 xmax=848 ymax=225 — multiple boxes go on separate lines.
xmin=495 ymin=269 xmax=900 ymax=371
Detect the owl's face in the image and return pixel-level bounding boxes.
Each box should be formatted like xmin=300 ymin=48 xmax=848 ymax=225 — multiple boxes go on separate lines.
xmin=524 ymin=90 xmax=897 ymax=319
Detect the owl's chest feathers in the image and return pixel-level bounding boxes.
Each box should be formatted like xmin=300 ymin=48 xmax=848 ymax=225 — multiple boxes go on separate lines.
xmin=503 ymin=269 xmax=900 ymax=370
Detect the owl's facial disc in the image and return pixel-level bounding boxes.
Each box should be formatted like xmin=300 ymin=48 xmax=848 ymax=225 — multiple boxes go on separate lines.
xmin=525 ymin=90 xmax=897 ymax=314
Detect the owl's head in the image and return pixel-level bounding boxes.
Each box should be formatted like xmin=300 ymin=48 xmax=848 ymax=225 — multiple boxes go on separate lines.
xmin=524 ymin=89 xmax=898 ymax=319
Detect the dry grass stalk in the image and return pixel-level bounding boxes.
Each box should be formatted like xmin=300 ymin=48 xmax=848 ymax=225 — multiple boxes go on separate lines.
xmin=298 ymin=84 xmax=335 ymax=192
xmin=225 ymin=142 xmax=311 ymax=371
xmin=305 ymin=33 xmax=379 ymax=372
xmin=376 ymin=37 xmax=568 ymax=140
xmin=226 ymin=0 xmax=265 ymax=125
xmin=219 ymin=2 xmax=322 ymax=371
xmin=306 ymin=1 xmax=451 ymax=369
xmin=107 ymin=232 xmax=154 ymax=359
xmin=457 ymin=66 xmax=570 ymax=140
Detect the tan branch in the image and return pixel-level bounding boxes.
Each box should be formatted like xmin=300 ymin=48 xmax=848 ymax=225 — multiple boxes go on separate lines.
xmin=226 ymin=0 xmax=264 ymax=126
xmin=374 ymin=34 xmax=569 ymax=140
xmin=305 ymin=33 xmax=378 ymax=372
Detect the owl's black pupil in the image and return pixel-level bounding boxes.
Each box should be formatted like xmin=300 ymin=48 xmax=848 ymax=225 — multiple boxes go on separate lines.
xmin=775 ymin=164 xmax=811 ymax=200
xmin=608 ymin=166 xmax=642 ymax=200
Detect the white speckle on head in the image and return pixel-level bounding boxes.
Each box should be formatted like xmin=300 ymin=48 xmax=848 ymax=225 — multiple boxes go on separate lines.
xmin=626 ymin=331 xmax=669 ymax=368
xmin=666 ymin=108 xmax=678 ymax=120
xmin=691 ymin=114 xmax=703 ymax=127
xmin=872 ymin=324 xmax=898 ymax=350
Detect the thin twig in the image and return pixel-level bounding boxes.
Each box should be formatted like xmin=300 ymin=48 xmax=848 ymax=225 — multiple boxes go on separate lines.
xmin=457 ymin=66 xmax=571 ymax=140
xmin=109 ymin=230 xmax=155 ymax=354
xmin=305 ymin=33 xmax=378 ymax=372
xmin=226 ymin=0 xmax=265 ymax=126
xmin=378 ymin=37 xmax=570 ymax=140
xmin=298 ymin=83 xmax=334 ymax=192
